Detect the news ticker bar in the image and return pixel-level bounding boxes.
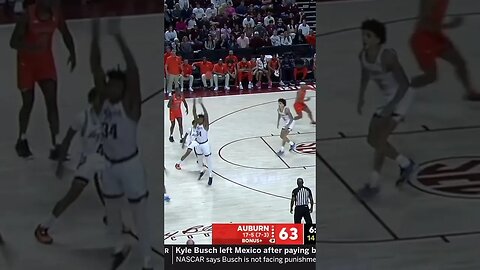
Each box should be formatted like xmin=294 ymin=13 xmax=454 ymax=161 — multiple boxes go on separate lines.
xmin=212 ymin=223 xmax=316 ymax=245
xmin=165 ymin=245 xmax=316 ymax=269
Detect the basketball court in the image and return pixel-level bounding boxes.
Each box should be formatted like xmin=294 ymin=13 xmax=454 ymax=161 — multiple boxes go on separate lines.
xmin=316 ymin=0 xmax=480 ymax=269
xmin=0 ymin=15 xmax=164 ymax=269
xmin=164 ymin=90 xmax=317 ymax=245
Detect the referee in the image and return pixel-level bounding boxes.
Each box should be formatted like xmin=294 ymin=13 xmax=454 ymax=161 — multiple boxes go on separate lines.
xmin=290 ymin=178 xmax=314 ymax=224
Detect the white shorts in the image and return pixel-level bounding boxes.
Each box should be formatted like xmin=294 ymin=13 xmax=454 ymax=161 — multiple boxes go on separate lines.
xmin=282 ymin=120 xmax=295 ymax=131
xmin=375 ymin=88 xmax=415 ymax=121
xmin=102 ymin=154 xmax=148 ymax=202
xmin=74 ymin=153 xmax=105 ymax=183
xmin=195 ymin=141 xmax=211 ymax=156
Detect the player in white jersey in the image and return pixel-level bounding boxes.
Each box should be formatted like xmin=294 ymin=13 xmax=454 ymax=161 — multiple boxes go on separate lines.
xmin=357 ymin=19 xmax=416 ymax=197
xmin=35 ymin=87 xmax=105 ymax=245
xmin=175 ymin=119 xmax=207 ymax=179
xmin=175 ymin=98 xmax=213 ymax=185
xmin=277 ymin=98 xmax=296 ymax=155
xmin=90 ymin=19 xmax=152 ymax=270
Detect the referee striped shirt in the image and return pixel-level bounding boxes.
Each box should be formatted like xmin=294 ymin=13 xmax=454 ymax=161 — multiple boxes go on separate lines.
xmin=292 ymin=186 xmax=312 ymax=206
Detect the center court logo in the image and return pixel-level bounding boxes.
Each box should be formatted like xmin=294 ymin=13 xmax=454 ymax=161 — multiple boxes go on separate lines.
xmin=409 ymin=157 xmax=480 ymax=199
xmin=293 ymin=142 xmax=316 ymax=155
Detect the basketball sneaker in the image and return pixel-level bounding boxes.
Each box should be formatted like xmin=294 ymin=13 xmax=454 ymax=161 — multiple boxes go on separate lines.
xmin=175 ymin=163 xmax=181 ymax=170
xmin=169 ymin=136 xmax=174 ymax=142
xmin=289 ymin=143 xmax=296 ymax=151
xmin=164 ymin=194 xmax=171 ymax=202
xmin=198 ymin=171 xmax=205 ymax=180
xmin=358 ymin=184 xmax=380 ymax=198
xmin=276 ymin=150 xmax=284 ymax=156
xmin=208 ymin=177 xmax=213 ymax=185
xmin=15 ymin=139 xmax=33 ymax=159
xmin=396 ymin=160 xmax=417 ymax=186
xmin=34 ymin=225 xmax=53 ymax=244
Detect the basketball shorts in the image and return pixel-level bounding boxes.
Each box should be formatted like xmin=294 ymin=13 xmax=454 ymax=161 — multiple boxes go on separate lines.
xmin=102 ymin=155 xmax=148 ymax=202
xmin=17 ymin=54 xmax=57 ymax=91
xmin=190 ymin=141 xmax=211 ymax=156
xmin=294 ymin=102 xmax=307 ymax=115
xmin=410 ymin=30 xmax=453 ymax=71
xmin=74 ymin=153 xmax=105 ymax=184
xmin=170 ymin=109 xmax=182 ymax=121
xmin=375 ymin=88 xmax=415 ymax=122
xmin=187 ymin=140 xmax=200 ymax=154
xmin=282 ymin=120 xmax=295 ymax=131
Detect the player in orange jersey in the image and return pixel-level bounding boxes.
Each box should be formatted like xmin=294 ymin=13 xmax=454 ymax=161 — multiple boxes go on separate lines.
xmin=227 ymin=61 xmax=237 ymax=88
xmin=193 ymin=57 xmax=214 ymax=89
xmin=167 ymin=88 xmax=189 ymax=143
xmin=237 ymin=57 xmax=253 ymax=90
xmin=268 ymin=54 xmax=284 ymax=86
xmin=410 ymin=0 xmax=480 ymax=100
xmin=293 ymin=83 xmax=316 ymax=124
xmin=10 ymin=0 xmax=76 ymax=159
xmin=180 ymin=59 xmax=194 ymax=92
xmin=165 ymin=50 xmax=182 ymax=96
xmin=213 ymin=59 xmax=230 ymax=91
xmin=164 ymin=46 xmax=173 ymax=91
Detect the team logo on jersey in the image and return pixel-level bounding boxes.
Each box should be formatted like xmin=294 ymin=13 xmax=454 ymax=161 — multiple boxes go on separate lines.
xmin=293 ymin=142 xmax=316 ymax=155
xmin=409 ymin=157 xmax=480 ymax=199
xmin=164 ymin=224 xmax=212 ymax=242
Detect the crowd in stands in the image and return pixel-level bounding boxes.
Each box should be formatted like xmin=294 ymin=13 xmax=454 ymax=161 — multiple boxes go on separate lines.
xmin=164 ymin=0 xmax=316 ymax=54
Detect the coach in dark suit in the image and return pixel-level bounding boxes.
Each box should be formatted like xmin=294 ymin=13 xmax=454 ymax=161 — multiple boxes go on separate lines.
xmin=290 ymin=178 xmax=314 ymax=224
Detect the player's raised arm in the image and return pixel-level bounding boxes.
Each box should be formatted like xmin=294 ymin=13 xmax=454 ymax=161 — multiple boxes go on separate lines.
xmin=199 ymin=99 xmax=209 ymax=130
xmin=90 ymin=19 xmax=106 ymax=93
xmin=113 ymin=31 xmax=141 ymax=121
xmin=192 ymin=98 xmax=198 ymax=122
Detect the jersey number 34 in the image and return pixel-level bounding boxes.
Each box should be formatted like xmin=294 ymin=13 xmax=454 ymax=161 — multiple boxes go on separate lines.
xmin=102 ymin=123 xmax=118 ymax=139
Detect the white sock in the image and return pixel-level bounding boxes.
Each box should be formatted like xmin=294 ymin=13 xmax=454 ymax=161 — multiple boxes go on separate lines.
xmin=105 ymin=198 xmax=124 ymax=254
xmin=206 ymin=155 xmax=213 ymax=178
xmin=177 ymin=159 xmax=182 ymax=165
xmin=41 ymin=214 xmax=56 ymax=229
xmin=280 ymin=146 xmax=285 ymax=152
xmin=131 ymin=199 xmax=152 ymax=268
xmin=289 ymin=141 xmax=294 ymax=146
xmin=369 ymin=171 xmax=380 ymax=187
xmin=395 ymin=155 xmax=410 ymax=168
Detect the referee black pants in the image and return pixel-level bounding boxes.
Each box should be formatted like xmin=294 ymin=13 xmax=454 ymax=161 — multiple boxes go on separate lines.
xmin=294 ymin=205 xmax=312 ymax=224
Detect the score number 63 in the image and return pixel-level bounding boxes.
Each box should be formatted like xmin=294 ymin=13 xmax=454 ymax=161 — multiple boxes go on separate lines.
xmin=279 ymin=227 xmax=299 ymax=241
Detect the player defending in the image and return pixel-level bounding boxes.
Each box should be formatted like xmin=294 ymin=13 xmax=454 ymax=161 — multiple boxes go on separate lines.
xmin=175 ymin=99 xmax=213 ymax=185
xmin=34 ymin=88 xmax=105 ymax=244
xmin=293 ymin=83 xmax=316 ymax=124
xmin=277 ymin=98 xmax=295 ymax=155
xmin=90 ymin=19 xmax=153 ymax=270
xmin=167 ymin=88 xmax=188 ymax=143
xmin=357 ymin=19 xmax=416 ymax=196
xmin=410 ymin=0 xmax=480 ymax=100
xmin=10 ymin=0 xmax=76 ymax=159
